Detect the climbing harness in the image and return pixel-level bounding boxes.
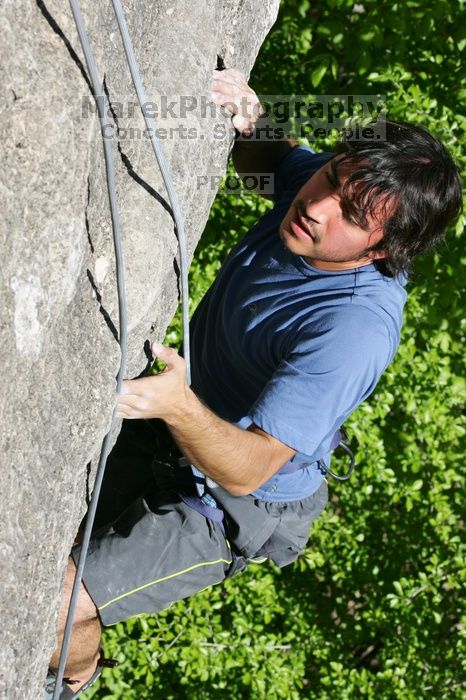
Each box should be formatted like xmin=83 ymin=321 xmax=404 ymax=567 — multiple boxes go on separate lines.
xmin=276 ymin=425 xmax=355 ymax=482
xmin=317 ymin=426 xmax=356 ymax=482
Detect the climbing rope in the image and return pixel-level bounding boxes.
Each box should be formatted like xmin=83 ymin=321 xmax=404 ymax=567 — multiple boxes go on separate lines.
xmin=53 ymin=1 xmax=193 ymax=697
xmin=111 ymin=0 xmax=191 ymax=383
xmin=109 ymin=0 xmax=217 ymax=508
xmin=52 ymin=2 xmax=128 ymax=697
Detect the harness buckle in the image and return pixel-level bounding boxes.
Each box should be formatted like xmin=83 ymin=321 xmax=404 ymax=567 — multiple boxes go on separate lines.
xmin=318 ymin=430 xmax=355 ymax=482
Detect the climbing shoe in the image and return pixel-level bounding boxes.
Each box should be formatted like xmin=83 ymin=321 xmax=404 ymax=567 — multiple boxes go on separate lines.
xmin=44 ymin=650 xmax=117 ymax=699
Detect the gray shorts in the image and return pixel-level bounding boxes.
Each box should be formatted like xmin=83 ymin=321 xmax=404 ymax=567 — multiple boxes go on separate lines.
xmin=74 ymin=420 xmax=328 ymax=626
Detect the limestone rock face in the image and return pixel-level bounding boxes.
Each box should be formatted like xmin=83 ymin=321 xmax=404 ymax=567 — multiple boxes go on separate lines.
xmin=0 ymin=1 xmax=279 ymax=696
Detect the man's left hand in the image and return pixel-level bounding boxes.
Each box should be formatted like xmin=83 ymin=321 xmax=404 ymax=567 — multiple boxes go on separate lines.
xmin=211 ymin=68 xmax=263 ymax=136
xmin=117 ymin=343 xmax=190 ymax=421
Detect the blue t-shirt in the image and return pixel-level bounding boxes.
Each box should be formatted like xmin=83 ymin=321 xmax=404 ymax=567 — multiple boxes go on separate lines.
xmin=190 ymin=147 xmax=407 ymax=501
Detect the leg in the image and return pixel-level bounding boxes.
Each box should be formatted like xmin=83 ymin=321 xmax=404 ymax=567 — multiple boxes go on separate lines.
xmin=49 ymin=558 xmax=102 ymax=691
xmin=75 ymin=489 xmax=232 ymax=626
xmin=48 ymin=425 xmax=200 ymax=693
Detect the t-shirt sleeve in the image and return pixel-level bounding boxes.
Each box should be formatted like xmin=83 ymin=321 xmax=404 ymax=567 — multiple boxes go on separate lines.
xmin=247 ymin=306 xmax=392 ymax=461
xmin=273 ymin=146 xmax=333 ymax=204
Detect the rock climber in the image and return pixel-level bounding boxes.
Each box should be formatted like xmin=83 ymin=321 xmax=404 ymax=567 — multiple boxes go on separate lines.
xmin=45 ymin=68 xmax=462 ymax=698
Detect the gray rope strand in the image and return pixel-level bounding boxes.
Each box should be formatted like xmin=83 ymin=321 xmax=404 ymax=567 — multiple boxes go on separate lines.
xmin=55 ymin=0 xmax=195 ymax=694
xmin=52 ymin=2 xmax=129 ymax=698
xmin=109 ymin=1 xmax=216 ymax=506
xmin=110 ymin=0 xmax=191 ymax=385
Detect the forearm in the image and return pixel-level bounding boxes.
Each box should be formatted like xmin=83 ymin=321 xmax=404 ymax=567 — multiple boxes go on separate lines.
xmin=232 ymin=114 xmax=294 ymax=184
xmin=165 ymin=389 xmax=280 ymax=496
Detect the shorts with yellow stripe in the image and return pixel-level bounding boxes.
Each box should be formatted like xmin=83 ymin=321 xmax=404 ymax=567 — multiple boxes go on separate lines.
xmin=72 ymin=489 xmax=232 ymax=626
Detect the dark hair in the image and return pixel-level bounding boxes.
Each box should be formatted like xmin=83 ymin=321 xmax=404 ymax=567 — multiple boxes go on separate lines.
xmin=333 ymin=120 xmax=463 ymax=277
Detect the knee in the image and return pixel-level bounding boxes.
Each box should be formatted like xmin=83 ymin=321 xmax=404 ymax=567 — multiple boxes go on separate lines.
xmin=61 ymin=557 xmax=99 ymax=626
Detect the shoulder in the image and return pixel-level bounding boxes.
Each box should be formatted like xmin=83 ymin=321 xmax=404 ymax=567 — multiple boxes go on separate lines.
xmin=292 ymin=304 xmax=392 ymax=371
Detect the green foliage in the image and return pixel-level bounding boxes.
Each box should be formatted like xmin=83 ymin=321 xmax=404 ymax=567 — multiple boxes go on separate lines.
xmin=88 ymin=2 xmax=465 ymax=698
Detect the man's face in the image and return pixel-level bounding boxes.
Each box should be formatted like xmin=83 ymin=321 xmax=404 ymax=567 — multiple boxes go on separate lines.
xmin=279 ymin=156 xmax=386 ymax=270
